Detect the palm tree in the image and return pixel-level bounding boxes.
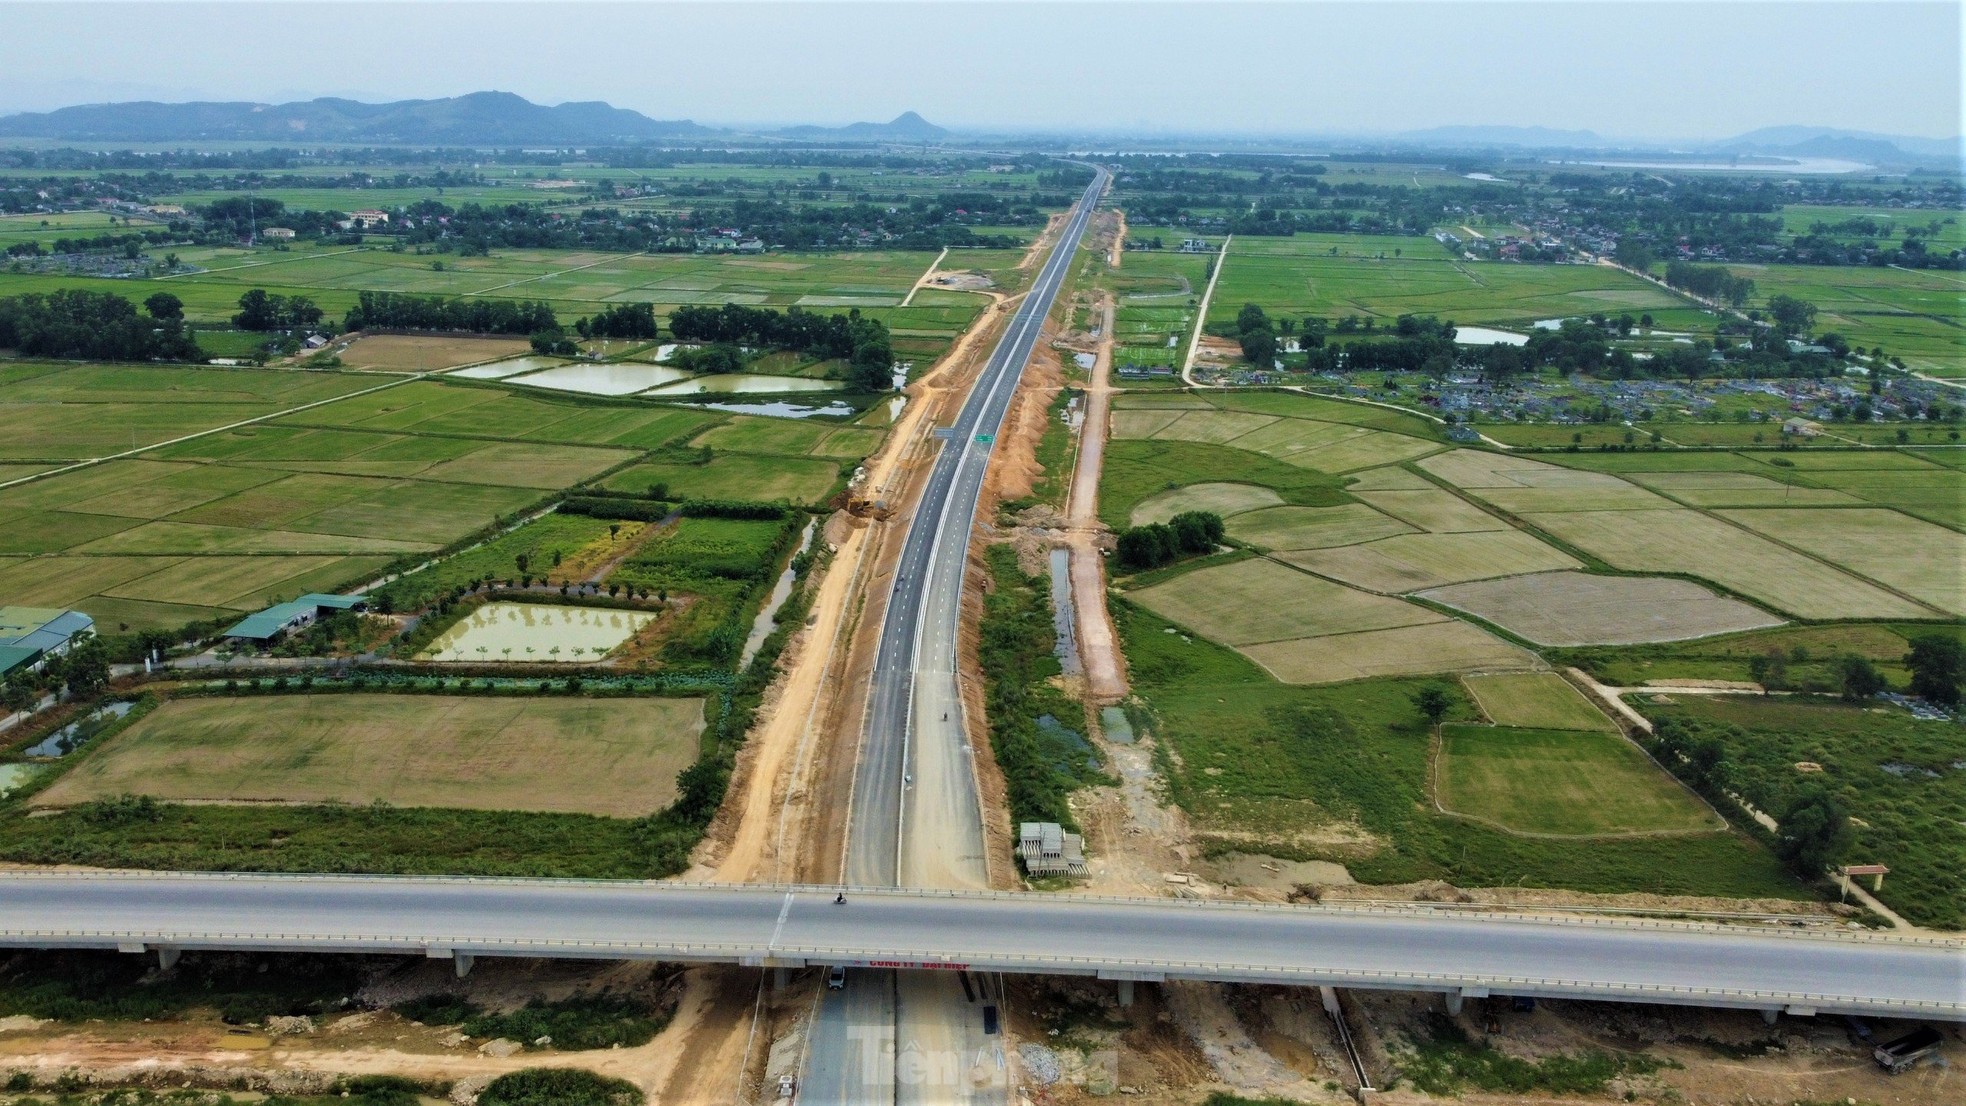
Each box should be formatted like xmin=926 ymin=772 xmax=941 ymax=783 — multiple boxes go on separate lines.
xmin=548 ymin=646 xmax=562 ymax=662
xmin=501 ymin=647 xmax=513 ymax=662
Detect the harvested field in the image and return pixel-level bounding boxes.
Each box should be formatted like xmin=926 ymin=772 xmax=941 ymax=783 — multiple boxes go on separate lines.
xmin=1627 ymin=470 xmax=1862 ymax=508
xmin=1129 ymin=481 xmax=1283 ymax=526
xmin=1717 ymin=507 xmax=1965 ymax=616
xmin=34 ymin=694 xmax=704 ymax=817
xmin=1352 ymin=487 xmax=1508 ymax=533
xmin=1278 ymin=530 xmax=1579 ymax=593
xmin=1130 ymin=558 xmax=1440 ymax=646
xmin=1418 ymin=570 xmax=1788 ymax=646
xmin=1226 ymin=418 xmax=1370 ymax=459
xmin=1471 ymin=484 xmax=1679 ymax=514
xmin=1419 ymin=449 xmax=1631 ymax=489
xmin=1282 ymin=429 xmax=1440 ymax=473
xmin=1241 ymin=621 xmax=1539 ymax=684
xmin=1108 ymin=409 xmax=1187 ymax=439
xmin=1436 ymin=725 xmax=1721 ymax=836
xmin=1150 ymin=409 xmax=1281 ymax=444
xmin=335 ymin=334 xmax=531 ymax=372
xmin=1521 ymin=508 xmax=1933 ymax=620
xmin=1225 ymin=503 xmax=1412 ymax=550
xmin=1463 ymin=672 xmax=1616 ymax=732
xmin=1342 ymin=464 xmax=1433 ymax=491
xmin=1112 ymin=392 xmax=1213 ymax=409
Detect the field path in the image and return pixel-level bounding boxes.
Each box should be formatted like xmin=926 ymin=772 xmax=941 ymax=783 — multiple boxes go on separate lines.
xmin=1063 ymin=293 xmax=1128 ymax=703
xmin=1181 ymin=234 xmax=1232 ymax=387
xmin=897 ymin=245 xmax=949 ymax=307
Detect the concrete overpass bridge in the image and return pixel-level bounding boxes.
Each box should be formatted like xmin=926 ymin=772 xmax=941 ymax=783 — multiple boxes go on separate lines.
xmin=2 ymin=872 xmax=1958 ymax=1022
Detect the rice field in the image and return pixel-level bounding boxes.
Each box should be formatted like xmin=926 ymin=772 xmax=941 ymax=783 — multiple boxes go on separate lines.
xmin=1436 ymin=725 xmax=1721 ymax=836
xmin=1208 ymin=237 xmax=1685 ymax=329
xmin=1240 ymin=621 xmax=1540 ymax=685
xmin=0 ymin=362 xmax=877 ymax=631
xmin=32 ymin=693 xmax=704 ymax=817
xmin=1418 ymin=571 xmax=1787 ymax=646
xmin=1279 ymin=530 xmax=1580 ymax=593
xmin=1462 ymin=672 xmax=1617 ymax=732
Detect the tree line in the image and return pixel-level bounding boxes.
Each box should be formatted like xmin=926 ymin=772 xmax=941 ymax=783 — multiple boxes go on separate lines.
xmin=1116 ymin=511 xmax=1225 ymax=571
xmin=669 ymin=303 xmax=894 ymax=390
xmin=342 ymin=290 xmax=558 ymax=335
xmin=1662 ymin=260 xmax=1757 ymax=307
xmin=0 ymin=289 xmax=201 ymax=361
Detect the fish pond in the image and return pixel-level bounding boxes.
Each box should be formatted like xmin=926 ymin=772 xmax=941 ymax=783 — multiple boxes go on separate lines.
xmin=417 ymin=602 xmax=656 ymax=663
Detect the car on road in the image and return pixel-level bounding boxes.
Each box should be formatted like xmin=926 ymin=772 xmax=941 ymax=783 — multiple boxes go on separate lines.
xmin=826 ymin=965 xmax=847 ymax=990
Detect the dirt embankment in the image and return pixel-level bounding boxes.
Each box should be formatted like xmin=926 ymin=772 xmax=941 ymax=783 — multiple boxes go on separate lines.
xmin=690 ymin=282 xmax=1024 ymax=887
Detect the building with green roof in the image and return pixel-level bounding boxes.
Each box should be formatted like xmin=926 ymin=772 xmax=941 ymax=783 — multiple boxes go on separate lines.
xmin=221 ymin=594 xmax=367 ymax=643
xmin=0 ymin=607 xmax=96 ymax=676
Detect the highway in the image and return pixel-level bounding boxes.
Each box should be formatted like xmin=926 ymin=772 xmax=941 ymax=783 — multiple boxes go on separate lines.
xmin=1 ymin=873 xmax=1957 ymax=1021
xmin=845 ymin=167 xmax=1108 ymax=890
xmin=811 ymin=166 xmax=1108 ymax=1104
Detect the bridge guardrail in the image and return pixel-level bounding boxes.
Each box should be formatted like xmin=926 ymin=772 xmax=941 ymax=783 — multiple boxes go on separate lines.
xmin=0 ymin=927 xmax=1956 ymax=1016
xmin=3 ymin=870 xmax=1955 ymax=949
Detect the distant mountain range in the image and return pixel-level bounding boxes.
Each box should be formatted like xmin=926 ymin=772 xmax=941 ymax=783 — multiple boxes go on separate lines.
xmin=0 ymin=92 xmax=950 ymax=146
xmin=1384 ymin=124 xmax=1960 ymax=168
xmin=0 ymin=92 xmax=1952 ymax=168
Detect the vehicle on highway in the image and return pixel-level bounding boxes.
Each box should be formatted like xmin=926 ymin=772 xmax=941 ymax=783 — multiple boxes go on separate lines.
xmin=826 ymin=965 xmax=847 ymax=990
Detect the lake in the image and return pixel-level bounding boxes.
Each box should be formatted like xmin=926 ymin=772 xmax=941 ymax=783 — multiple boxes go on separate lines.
xmin=508 ymin=362 xmax=696 ymax=396
xmin=417 ymin=602 xmax=657 ymax=663
xmin=1455 ymin=326 xmax=1530 ymax=347
xmin=449 ymin=355 xmax=571 ymax=379
xmin=642 ymin=374 xmax=847 ymax=396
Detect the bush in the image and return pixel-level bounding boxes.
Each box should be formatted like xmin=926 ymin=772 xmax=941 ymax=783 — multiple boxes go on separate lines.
xmin=677 ymin=499 xmax=791 ymax=521
xmin=1116 ymin=510 xmax=1223 ymax=570
xmin=396 ymin=994 xmax=670 ymax=1050
xmin=336 ymin=1075 xmax=426 ymax=1106
xmin=560 ymin=496 xmax=673 ymax=522
xmin=477 ymin=1068 xmax=643 ymax=1106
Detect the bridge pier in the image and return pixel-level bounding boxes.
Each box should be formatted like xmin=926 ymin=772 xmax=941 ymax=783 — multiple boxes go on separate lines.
xmin=1097 ymin=969 xmax=1162 ymax=1008
xmin=117 ymin=942 xmax=179 ymax=971
xmin=1761 ymin=1008 xmax=1780 ymax=1026
xmin=774 ymin=967 xmax=790 ymax=991
xmin=428 ymin=948 xmax=474 ymax=978
xmin=1444 ymin=987 xmax=1488 ymax=1016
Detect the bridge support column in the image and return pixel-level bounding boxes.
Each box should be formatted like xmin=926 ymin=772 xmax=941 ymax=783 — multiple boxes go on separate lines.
xmin=1444 ymin=987 xmax=1487 ymax=1016
xmin=156 ymin=947 xmax=180 ymax=972
xmin=1444 ymin=991 xmax=1463 ymax=1016
xmin=454 ymin=953 xmax=475 ymax=979
xmin=1761 ymin=1008 xmax=1780 ymax=1026
xmin=774 ymin=967 xmax=790 ymax=991
xmin=1116 ymin=979 xmax=1135 ymax=1008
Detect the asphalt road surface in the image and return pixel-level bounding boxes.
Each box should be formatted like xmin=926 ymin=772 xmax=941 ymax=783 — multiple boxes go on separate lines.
xmin=844 ymin=167 xmax=1109 ymax=891
xmin=1 ymin=874 xmax=1956 ymax=1021
xmin=811 ymin=166 xmax=1109 ymax=1104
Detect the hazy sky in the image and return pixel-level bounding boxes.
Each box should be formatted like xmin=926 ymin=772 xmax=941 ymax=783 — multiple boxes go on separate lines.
xmin=1 ymin=1 xmax=1959 ymax=139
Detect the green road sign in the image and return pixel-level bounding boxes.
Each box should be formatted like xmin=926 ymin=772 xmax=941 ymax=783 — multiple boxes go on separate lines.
xmin=974 ymin=434 xmax=994 ymax=444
